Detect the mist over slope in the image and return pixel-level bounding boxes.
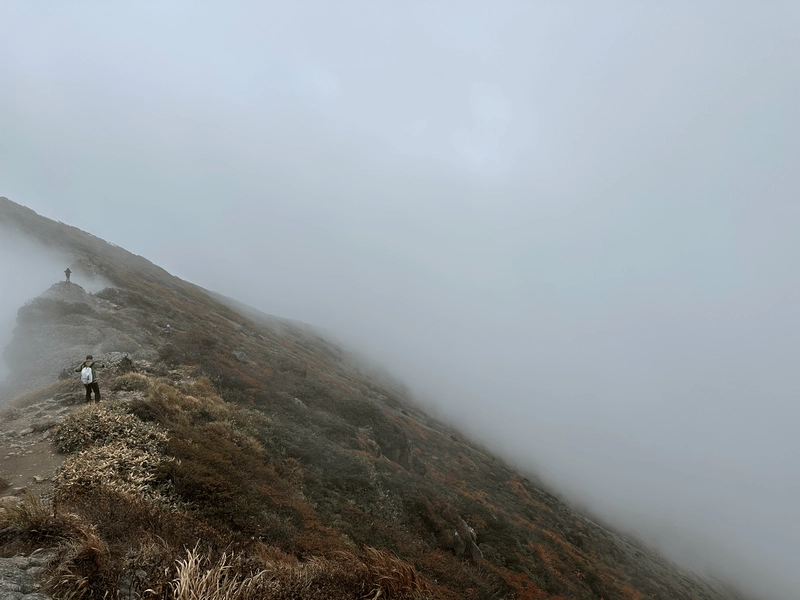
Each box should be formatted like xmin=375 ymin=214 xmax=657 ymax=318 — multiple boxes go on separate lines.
xmin=0 ymin=231 xmax=68 ymax=381
xmin=0 ymin=198 xmax=759 ymax=600
xmin=2 ymin=4 xmax=799 ymax=598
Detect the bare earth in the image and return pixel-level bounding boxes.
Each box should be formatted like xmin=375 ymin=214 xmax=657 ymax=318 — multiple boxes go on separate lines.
xmin=0 ymin=380 xmax=85 ymax=500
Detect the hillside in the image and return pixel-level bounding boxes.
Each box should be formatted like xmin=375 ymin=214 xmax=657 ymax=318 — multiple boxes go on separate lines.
xmin=0 ymin=197 xmax=749 ymax=600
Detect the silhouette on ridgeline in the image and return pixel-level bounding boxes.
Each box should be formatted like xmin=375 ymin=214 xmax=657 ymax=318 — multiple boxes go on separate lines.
xmin=64 ymin=267 xmax=71 ymax=282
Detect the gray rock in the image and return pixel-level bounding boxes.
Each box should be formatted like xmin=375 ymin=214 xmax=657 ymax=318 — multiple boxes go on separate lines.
xmin=30 ymin=419 xmax=57 ymax=433
xmin=0 ymin=553 xmax=53 ymax=599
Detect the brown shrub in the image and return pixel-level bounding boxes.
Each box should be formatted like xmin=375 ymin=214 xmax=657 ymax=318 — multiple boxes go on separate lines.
xmin=363 ymin=546 xmax=432 ymax=598
xmin=52 ymin=403 xmax=168 ymax=454
xmin=46 ymin=523 xmax=116 ymax=599
xmin=110 ymin=372 xmax=150 ymax=392
xmin=0 ymin=491 xmax=95 ymax=556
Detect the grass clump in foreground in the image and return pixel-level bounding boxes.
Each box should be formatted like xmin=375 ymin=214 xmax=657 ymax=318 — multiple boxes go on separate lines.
xmin=52 ymin=402 xmax=167 ymax=454
xmin=170 ymin=546 xmax=432 ymax=600
xmin=52 ymin=402 xmax=177 ymax=507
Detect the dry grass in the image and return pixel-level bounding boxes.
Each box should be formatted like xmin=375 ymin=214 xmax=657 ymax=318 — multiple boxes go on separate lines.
xmin=170 ymin=548 xmax=266 ymax=600
xmin=0 ymin=490 xmax=96 ymax=555
xmin=0 ymin=490 xmax=51 ymax=532
xmin=168 ymin=546 xmax=433 ymax=600
xmin=110 ymin=372 xmax=151 ymax=392
xmin=51 ymin=403 xmax=178 ymax=507
xmin=363 ymin=546 xmax=432 ymax=599
xmin=52 ymin=403 xmax=168 ymax=454
xmin=55 ymin=439 xmax=177 ymax=506
xmin=46 ymin=524 xmax=114 ymax=600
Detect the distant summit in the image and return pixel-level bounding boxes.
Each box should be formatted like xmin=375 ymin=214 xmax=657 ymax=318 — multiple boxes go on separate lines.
xmin=39 ymin=281 xmax=94 ymax=306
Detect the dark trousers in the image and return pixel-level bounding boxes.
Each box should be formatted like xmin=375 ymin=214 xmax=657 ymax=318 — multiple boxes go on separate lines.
xmin=84 ymin=382 xmax=101 ymax=402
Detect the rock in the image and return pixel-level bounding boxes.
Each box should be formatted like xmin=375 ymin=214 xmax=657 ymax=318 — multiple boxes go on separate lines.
xmin=0 ymin=551 xmax=55 ymax=599
xmin=30 ymin=419 xmax=57 ymax=433
xmin=17 ymin=429 xmax=33 ymax=436
xmin=447 ymin=518 xmax=483 ymax=561
xmin=39 ymin=281 xmax=94 ymax=305
xmin=103 ymin=352 xmax=136 ymax=373
xmin=459 ymin=519 xmax=483 ymax=560
xmin=377 ymin=429 xmax=412 ymax=470
xmin=232 ymin=350 xmax=248 ymax=363
xmin=452 ymin=531 xmax=467 ymax=559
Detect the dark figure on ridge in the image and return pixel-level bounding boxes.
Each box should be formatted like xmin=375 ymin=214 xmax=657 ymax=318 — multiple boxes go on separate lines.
xmin=64 ymin=267 xmax=71 ymax=282
xmin=76 ymin=354 xmax=105 ymax=403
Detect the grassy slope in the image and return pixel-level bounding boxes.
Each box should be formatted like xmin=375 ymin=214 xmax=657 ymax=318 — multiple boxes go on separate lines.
xmin=0 ymin=197 xmax=745 ymax=600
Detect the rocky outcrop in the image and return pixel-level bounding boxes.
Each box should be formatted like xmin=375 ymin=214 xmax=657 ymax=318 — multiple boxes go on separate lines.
xmin=0 ymin=551 xmax=53 ymax=599
xmin=449 ymin=518 xmax=483 ymax=561
xmin=38 ymin=282 xmax=96 ymax=307
xmin=2 ymin=283 xmax=151 ymax=393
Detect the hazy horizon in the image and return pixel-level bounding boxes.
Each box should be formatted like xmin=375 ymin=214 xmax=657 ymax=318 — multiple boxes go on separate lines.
xmin=2 ymin=3 xmax=799 ymax=598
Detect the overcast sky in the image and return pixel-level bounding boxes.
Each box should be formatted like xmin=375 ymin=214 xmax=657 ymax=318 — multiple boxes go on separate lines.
xmin=2 ymin=2 xmax=799 ymax=598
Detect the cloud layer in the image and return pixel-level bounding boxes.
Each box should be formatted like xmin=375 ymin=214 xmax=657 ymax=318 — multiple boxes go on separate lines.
xmin=1 ymin=3 xmax=799 ymax=598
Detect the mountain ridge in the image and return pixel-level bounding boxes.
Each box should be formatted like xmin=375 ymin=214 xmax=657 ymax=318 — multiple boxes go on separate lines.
xmin=0 ymin=197 xmax=752 ymax=600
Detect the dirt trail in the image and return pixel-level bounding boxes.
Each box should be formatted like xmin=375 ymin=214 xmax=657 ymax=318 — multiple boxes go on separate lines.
xmin=0 ymin=380 xmax=86 ymax=500
xmin=0 ymin=381 xmax=86 ymax=600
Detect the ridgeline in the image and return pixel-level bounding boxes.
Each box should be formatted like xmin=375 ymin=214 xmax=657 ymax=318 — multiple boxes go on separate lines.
xmin=0 ymin=197 xmax=750 ymax=600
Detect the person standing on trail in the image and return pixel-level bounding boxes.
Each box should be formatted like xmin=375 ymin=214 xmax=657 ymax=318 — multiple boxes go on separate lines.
xmin=75 ymin=354 xmax=105 ymax=402
xmin=64 ymin=268 xmax=71 ymax=282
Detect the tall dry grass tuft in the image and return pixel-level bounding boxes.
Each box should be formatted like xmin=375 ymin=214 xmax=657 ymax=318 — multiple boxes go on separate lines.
xmin=168 ymin=546 xmax=434 ymax=600
xmin=364 ymin=546 xmax=432 ymax=599
xmin=0 ymin=490 xmax=49 ymax=531
xmin=170 ymin=547 xmax=274 ymax=600
xmin=47 ymin=524 xmax=115 ymax=600
xmin=0 ymin=490 xmax=85 ymax=546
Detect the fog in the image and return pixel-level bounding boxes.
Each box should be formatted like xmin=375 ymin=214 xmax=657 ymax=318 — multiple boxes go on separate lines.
xmin=2 ymin=2 xmax=799 ymax=598
xmin=0 ymin=230 xmax=71 ymax=381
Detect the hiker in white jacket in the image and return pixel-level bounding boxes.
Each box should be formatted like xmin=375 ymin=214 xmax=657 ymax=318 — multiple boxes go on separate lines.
xmin=75 ymin=354 xmax=106 ymax=402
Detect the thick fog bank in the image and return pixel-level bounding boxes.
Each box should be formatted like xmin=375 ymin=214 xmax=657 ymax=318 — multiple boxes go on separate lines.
xmin=2 ymin=2 xmax=799 ymax=599
xmin=0 ymin=229 xmax=71 ymax=382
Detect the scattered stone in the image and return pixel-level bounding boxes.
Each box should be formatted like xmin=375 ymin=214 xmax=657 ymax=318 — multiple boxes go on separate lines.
xmin=30 ymin=418 xmax=57 ymax=433
xmin=233 ymin=350 xmax=248 ymax=363
xmin=18 ymin=428 xmax=34 ymax=436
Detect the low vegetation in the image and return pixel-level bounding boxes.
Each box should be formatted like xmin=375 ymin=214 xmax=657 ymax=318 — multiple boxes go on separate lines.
xmin=0 ymin=199 xmax=739 ymax=600
xmin=0 ymin=365 xmax=697 ymax=600
xmin=2 ymin=374 xmax=452 ymax=599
